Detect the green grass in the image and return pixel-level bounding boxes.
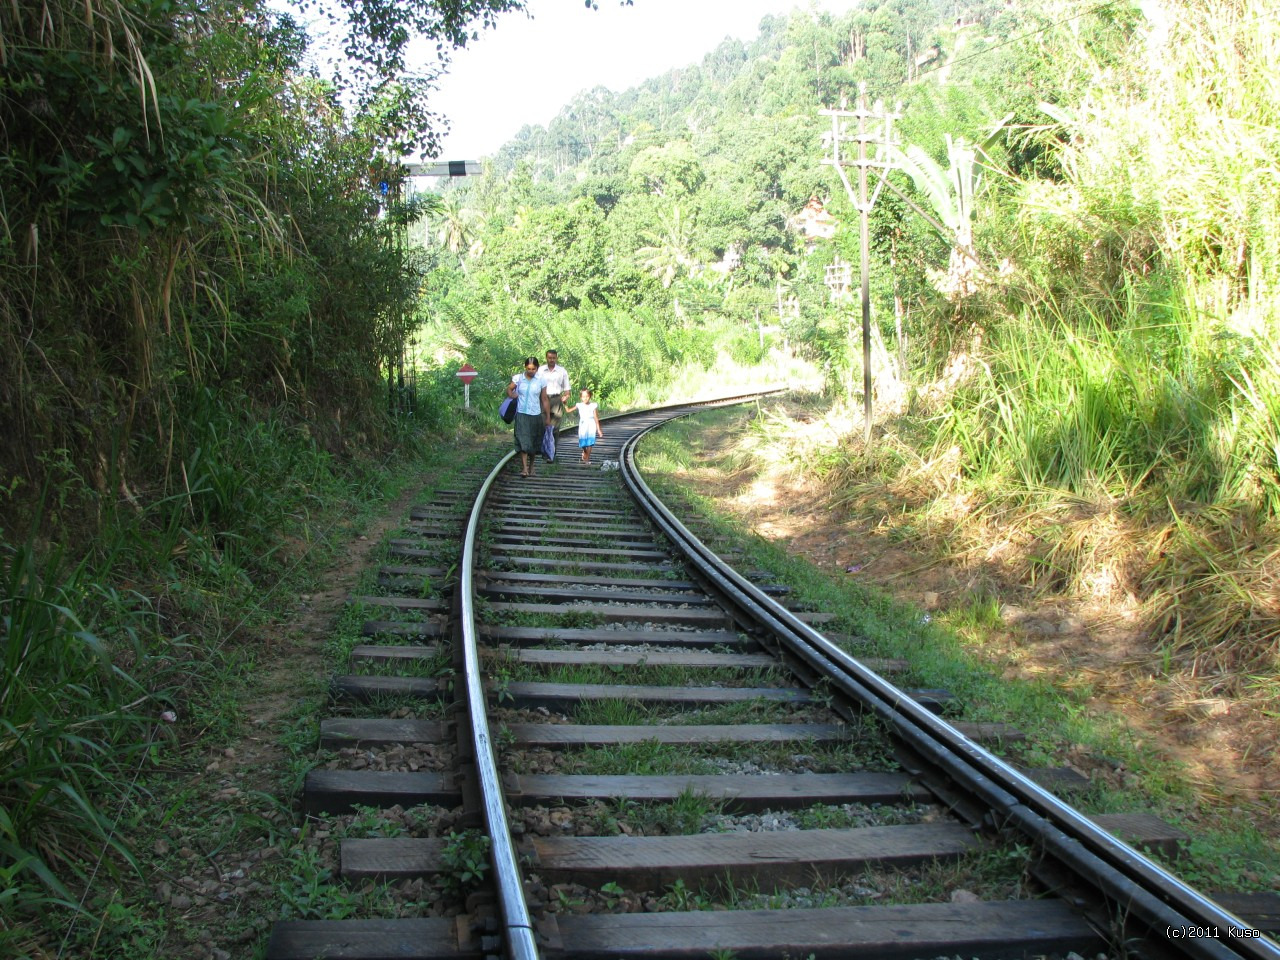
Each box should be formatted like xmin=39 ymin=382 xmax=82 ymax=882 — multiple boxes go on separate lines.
xmin=741 ymin=845 xmax=1034 ymax=909
xmin=330 ymin=690 xmax=450 ymax=718
xmin=635 ymin=406 xmax=1280 ymax=893
xmin=571 ymin=845 xmax=1033 ymax=916
xmin=594 ymin=790 xmax=727 ymax=836
xmin=572 ymin=698 xmax=650 ymax=725
xmin=361 ymin=573 xmax=452 ymax=600
xmin=570 ymin=697 xmax=824 ymax=726
xmin=338 ymin=602 xmax=437 ymax=624
xmin=792 ymin=802 xmax=926 ymax=830
xmin=522 ymin=730 xmax=898 ymax=779
xmin=1 ymin=428 xmax=506 ymax=957
xmin=491 ymin=661 xmax=789 ymax=689
xmin=483 ymin=607 xmax=606 ymax=629
xmin=348 ymin=652 xmax=453 ymax=679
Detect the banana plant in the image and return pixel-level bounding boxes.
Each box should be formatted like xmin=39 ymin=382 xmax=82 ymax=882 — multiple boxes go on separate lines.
xmin=892 ymin=114 xmax=1011 ymax=299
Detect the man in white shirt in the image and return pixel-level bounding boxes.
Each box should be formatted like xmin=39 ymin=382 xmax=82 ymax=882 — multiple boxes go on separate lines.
xmin=537 ymin=349 xmax=571 ymax=431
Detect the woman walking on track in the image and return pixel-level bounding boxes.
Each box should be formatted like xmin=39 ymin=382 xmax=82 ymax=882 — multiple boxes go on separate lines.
xmin=566 ymin=388 xmax=603 ymax=464
xmin=507 ymin=357 xmax=551 ymax=478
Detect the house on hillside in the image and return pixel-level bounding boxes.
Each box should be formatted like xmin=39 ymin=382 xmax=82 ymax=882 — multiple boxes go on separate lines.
xmin=791 ymin=197 xmax=838 ymax=242
xmin=706 ymin=243 xmax=742 ymax=278
xmin=914 ymin=44 xmax=941 ymax=69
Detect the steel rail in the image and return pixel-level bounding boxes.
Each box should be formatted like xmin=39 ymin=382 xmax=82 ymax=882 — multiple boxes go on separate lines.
xmin=460 ymin=447 xmax=540 ymax=960
xmin=620 ymin=415 xmax=1280 ymax=960
xmin=456 ymin=389 xmax=784 ymax=960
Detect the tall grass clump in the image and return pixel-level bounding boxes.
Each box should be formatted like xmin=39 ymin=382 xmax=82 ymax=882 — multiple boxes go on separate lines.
xmin=902 ymin=0 xmax=1280 ymax=677
xmin=1011 ymin=0 xmax=1279 ymax=673
xmin=0 ymin=541 xmax=159 ymax=948
xmin=938 ymin=285 xmax=1278 ymax=512
xmin=922 ymin=279 xmax=1279 ymax=673
xmin=0 ymin=386 xmax=444 ymax=948
xmin=788 ymin=0 xmax=1280 ymax=681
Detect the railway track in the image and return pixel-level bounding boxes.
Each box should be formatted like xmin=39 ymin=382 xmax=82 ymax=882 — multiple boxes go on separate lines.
xmin=267 ymin=397 xmax=1280 ymax=960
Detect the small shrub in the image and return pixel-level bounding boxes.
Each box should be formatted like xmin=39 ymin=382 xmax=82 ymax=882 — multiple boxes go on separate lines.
xmin=439 ymin=829 xmax=491 ymax=893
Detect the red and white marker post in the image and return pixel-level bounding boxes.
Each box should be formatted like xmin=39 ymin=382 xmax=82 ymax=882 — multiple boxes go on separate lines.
xmin=456 ymin=363 xmax=478 ymax=408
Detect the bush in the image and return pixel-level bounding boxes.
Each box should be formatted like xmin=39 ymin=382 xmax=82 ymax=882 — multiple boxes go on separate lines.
xmin=726 ymin=328 xmax=774 ymax=367
xmin=0 ymin=542 xmax=156 ymax=930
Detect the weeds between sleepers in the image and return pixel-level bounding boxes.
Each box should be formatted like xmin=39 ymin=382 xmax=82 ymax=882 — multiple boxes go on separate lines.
xmin=487 ymin=660 xmax=791 ymax=689
xmin=348 ymin=654 xmax=454 ymax=680
xmin=519 ymin=793 xmax=930 ymax=840
xmin=531 ymin=846 xmax=1035 ymax=920
xmin=569 ymin=696 xmax=847 ymax=726
xmin=503 ymin=731 xmax=900 ymax=780
xmin=488 ymin=695 xmax=844 ymax=730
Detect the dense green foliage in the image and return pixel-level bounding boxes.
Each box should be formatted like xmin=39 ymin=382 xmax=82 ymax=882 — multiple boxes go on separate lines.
xmin=0 ymin=0 xmax=524 ymax=948
xmin=420 ymin=0 xmax=1279 ymax=675
xmin=1 ymin=0 xmax=441 ymax=494
xmin=419 ymin=0 xmax=1062 ymax=399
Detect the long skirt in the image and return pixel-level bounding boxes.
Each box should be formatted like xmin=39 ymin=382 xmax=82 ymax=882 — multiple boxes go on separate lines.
xmin=514 ymin=412 xmax=542 ymax=454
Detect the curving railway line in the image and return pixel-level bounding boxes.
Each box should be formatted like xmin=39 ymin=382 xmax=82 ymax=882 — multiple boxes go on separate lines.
xmin=267 ymin=395 xmax=1280 ymax=960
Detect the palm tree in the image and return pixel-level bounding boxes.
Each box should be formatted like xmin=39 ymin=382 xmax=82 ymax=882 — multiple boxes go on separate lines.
xmin=636 ymin=206 xmax=696 ymax=289
xmin=435 ymin=198 xmax=485 ymax=274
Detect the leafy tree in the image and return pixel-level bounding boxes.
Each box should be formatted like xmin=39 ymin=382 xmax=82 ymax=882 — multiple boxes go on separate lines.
xmin=476 ymin=197 xmax=611 ymax=309
xmin=629 ymin=141 xmax=706 ymax=197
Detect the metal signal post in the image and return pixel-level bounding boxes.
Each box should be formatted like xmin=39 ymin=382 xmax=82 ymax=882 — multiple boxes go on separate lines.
xmin=404 ymin=161 xmax=482 ymax=177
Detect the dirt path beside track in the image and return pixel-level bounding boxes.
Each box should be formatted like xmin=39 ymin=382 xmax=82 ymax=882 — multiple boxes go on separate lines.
xmin=663 ymin=403 xmax=1279 ymax=837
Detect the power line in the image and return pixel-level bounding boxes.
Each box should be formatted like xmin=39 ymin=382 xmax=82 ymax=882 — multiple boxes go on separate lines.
xmin=913 ymin=0 xmax=1133 ymax=81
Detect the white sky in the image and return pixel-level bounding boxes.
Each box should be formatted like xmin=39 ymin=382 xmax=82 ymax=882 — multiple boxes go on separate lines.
xmin=422 ymin=0 xmax=864 ymax=160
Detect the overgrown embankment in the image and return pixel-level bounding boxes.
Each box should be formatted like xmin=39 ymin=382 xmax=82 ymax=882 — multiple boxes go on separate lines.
xmin=907 ymin=0 xmax=1280 ymax=682
xmin=0 ymin=0 xmax=520 ymax=951
xmin=728 ymin=0 xmax=1280 ymax=701
xmin=0 ymin=412 xmax=502 ymax=956
xmin=628 ymin=0 xmax=1280 ymax=821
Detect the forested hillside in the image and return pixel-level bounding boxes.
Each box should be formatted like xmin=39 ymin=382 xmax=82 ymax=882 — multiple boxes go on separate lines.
xmin=420 ymin=0 xmax=1279 ymax=688
xmin=418 ymin=0 xmax=1110 ymax=401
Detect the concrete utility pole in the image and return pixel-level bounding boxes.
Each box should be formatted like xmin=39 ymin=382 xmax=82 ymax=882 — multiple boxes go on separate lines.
xmin=824 ymin=258 xmax=853 ymax=396
xmin=820 ymin=84 xmax=900 ymax=443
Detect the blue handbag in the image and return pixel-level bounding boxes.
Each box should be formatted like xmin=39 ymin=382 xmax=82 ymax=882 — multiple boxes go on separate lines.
xmin=498 ymin=396 xmax=516 ymax=423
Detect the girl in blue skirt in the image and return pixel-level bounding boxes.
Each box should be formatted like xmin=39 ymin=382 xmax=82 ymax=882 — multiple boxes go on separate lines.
xmin=567 ymin=389 xmax=603 ymax=464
